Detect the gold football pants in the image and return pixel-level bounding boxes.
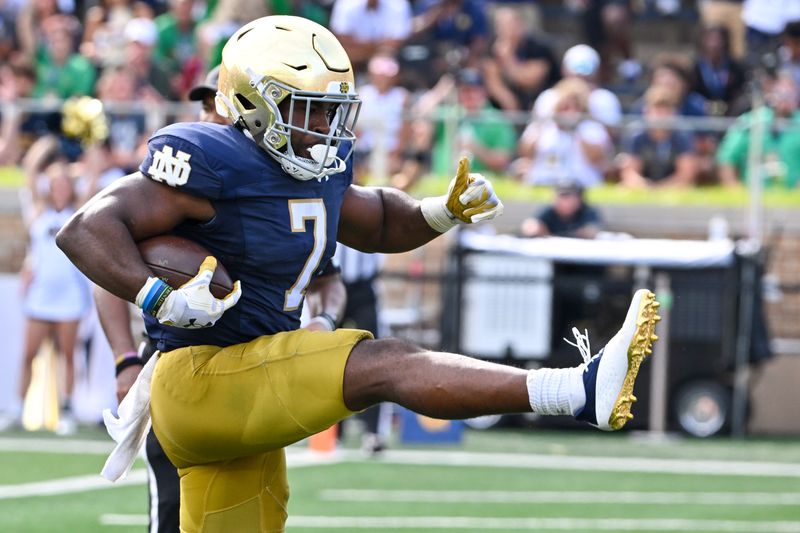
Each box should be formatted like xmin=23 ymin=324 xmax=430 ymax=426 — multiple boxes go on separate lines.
xmin=149 ymin=328 xmax=373 ymax=532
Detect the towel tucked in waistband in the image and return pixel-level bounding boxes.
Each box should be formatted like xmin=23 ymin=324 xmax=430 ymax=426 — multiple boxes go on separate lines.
xmin=101 ymin=352 xmax=159 ymax=482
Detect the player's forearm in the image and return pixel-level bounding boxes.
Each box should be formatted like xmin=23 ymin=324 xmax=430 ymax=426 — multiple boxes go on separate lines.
xmin=93 ymin=286 xmax=138 ymax=356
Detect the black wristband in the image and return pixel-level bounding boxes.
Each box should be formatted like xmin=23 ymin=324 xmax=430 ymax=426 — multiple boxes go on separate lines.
xmin=316 ymin=311 xmax=339 ymax=330
xmin=115 ymin=355 xmax=144 ymax=377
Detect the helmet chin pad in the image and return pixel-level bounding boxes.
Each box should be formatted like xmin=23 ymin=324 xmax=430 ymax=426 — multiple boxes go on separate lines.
xmin=279 ymin=143 xmax=346 ymax=181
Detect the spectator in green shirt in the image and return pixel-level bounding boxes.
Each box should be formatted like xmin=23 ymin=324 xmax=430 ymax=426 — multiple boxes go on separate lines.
xmin=155 ymin=0 xmax=198 ymax=76
xmin=33 ymin=16 xmax=96 ymax=99
xmin=432 ymin=68 xmax=517 ymax=176
xmin=717 ymin=71 xmax=800 ymax=188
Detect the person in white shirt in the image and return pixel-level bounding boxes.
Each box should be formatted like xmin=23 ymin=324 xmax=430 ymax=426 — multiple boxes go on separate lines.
xmin=354 ymin=54 xmax=410 ymax=180
xmin=533 ymin=44 xmax=622 ymax=128
xmin=330 ymin=0 xmax=412 ymax=72
xmin=742 ymin=0 xmax=800 ymax=62
xmin=519 ymin=77 xmax=611 ymax=188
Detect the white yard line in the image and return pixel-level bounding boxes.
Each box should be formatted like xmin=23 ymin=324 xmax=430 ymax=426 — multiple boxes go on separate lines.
xmin=345 ymin=449 xmax=800 ymax=478
xmin=99 ymin=514 xmax=800 ymax=531
xmin=4 ymin=440 xmax=800 ymax=508
xmin=0 ymin=437 xmax=114 ymax=455
xmin=0 ymin=470 xmax=148 ymax=499
xmin=0 ymin=450 xmax=341 ymax=500
xmin=99 ymin=514 xmax=148 ymax=526
xmin=3 ymin=437 xmax=798 ymax=478
xmin=321 ymin=489 xmax=800 ymax=506
xmin=288 ymin=516 xmax=800 ymax=531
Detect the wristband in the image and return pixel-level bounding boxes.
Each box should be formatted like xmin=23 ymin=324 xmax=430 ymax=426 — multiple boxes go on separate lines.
xmin=421 ymin=196 xmax=458 ymax=233
xmin=115 ymin=351 xmax=143 ymax=377
xmin=315 ymin=311 xmax=339 ymax=331
xmin=135 ymin=277 xmax=174 ymax=316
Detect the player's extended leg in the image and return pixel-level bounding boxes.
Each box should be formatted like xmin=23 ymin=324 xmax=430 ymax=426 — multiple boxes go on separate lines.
xmin=344 ymin=340 xmax=531 ymax=416
xmin=343 ymin=289 xmax=660 ymax=431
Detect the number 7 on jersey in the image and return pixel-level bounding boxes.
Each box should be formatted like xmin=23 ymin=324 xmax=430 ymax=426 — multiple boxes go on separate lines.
xmin=285 ymin=199 xmax=327 ymax=311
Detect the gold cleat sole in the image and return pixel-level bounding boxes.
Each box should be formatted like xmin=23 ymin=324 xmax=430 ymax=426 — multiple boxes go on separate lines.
xmin=608 ymin=290 xmax=661 ymax=430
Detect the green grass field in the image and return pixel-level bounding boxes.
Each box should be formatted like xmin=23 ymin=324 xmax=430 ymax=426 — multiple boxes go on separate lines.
xmin=1 ymin=425 xmax=799 ymax=532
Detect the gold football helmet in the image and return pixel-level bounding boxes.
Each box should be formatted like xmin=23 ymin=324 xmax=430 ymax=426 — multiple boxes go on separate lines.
xmin=216 ymin=16 xmax=360 ymax=181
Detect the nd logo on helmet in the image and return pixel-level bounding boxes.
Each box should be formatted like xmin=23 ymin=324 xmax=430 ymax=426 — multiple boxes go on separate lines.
xmin=339 ymin=81 xmax=349 ymax=94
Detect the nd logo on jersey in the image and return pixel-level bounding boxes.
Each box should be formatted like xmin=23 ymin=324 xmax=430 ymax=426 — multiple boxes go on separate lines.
xmin=148 ymin=145 xmax=192 ymax=186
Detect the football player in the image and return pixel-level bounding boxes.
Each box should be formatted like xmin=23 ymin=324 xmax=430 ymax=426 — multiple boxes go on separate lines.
xmin=93 ymin=64 xmax=348 ymax=533
xmin=58 ymin=16 xmax=660 ymax=533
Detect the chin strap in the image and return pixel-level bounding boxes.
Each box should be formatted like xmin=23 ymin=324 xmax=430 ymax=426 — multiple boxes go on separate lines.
xmin=279 ymin=143 xmax=346 ymax=182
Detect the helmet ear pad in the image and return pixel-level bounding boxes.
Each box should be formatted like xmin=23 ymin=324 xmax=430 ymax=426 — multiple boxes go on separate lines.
xmin=236 ymin=91 xmax=288 ymax=151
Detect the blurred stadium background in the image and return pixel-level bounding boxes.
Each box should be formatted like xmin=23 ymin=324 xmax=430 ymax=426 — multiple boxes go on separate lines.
xmin=2 ymin=0 xmax=800 ymax=531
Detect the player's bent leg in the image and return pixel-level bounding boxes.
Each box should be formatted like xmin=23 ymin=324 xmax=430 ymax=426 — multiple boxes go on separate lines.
xmin=150 ymin=328 xmax=373 ymax=468
xmin=177 ymin=449 xmax=288 ymax=533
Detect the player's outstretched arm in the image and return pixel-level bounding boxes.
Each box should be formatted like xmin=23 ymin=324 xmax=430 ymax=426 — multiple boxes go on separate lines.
xmin=56 ymin=172 xmax=214 ymax=302
xmin=338 ymin=158 xmax=503 ymax=253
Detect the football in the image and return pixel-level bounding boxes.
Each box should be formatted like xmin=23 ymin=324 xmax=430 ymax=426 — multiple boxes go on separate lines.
xmin=137 ymin=235 xmax=235 ymax=299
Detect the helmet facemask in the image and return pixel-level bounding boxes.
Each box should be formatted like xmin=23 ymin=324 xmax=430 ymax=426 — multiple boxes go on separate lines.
xmin=218 ymin=69 xmax=361 ymax=182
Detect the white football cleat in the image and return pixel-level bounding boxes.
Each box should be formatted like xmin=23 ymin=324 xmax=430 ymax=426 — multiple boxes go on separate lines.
xmin=573 ymin=289 xmax=660 ymax=430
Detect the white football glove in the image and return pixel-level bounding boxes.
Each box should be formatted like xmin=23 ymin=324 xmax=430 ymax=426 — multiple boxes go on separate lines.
xmin=421 ymin=157 xmax=504 ymax=233
xmin=137 ymin=256 xmax=242 ymax=329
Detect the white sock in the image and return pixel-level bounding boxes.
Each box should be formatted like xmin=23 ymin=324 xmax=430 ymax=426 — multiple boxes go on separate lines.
xmin=526 ymin=367 xmax=587 ymax=416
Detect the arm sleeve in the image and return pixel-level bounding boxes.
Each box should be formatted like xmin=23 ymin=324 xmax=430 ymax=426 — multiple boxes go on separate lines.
xmin=533 ymin=90 xmax=555 ymax=119
xmin=139 ymin=133 xmax=222 ymax=200
xmin=588 ymin=90 xmax=622 ymax=126
xmin=577 ymin=120 xmax=610 ymax=146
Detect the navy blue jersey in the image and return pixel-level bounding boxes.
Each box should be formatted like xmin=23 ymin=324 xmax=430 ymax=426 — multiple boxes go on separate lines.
xmin=138 ymin=122 xmax=353 ymax=351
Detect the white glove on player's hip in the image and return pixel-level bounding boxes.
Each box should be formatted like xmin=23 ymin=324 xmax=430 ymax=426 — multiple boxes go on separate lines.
xmin=155 ymin=256 xmax=242 ymax=329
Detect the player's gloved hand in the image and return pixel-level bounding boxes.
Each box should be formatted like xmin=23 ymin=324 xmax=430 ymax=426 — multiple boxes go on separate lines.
xmin=420 ymin=157 xmax=504 ymax=233
xmin=136 ymin=256 xmax=242 ymax=329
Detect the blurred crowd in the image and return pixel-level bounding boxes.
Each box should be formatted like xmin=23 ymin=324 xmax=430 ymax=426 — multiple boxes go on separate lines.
xmin=4 ymin=0 xmax=800 ymax=192
xmin=1 ymin=0 xmax=795 ymax=436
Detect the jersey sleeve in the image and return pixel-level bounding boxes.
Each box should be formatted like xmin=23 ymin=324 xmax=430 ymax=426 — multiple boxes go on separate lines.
xmin=139 ymin=130 xmax=223 ymax=200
